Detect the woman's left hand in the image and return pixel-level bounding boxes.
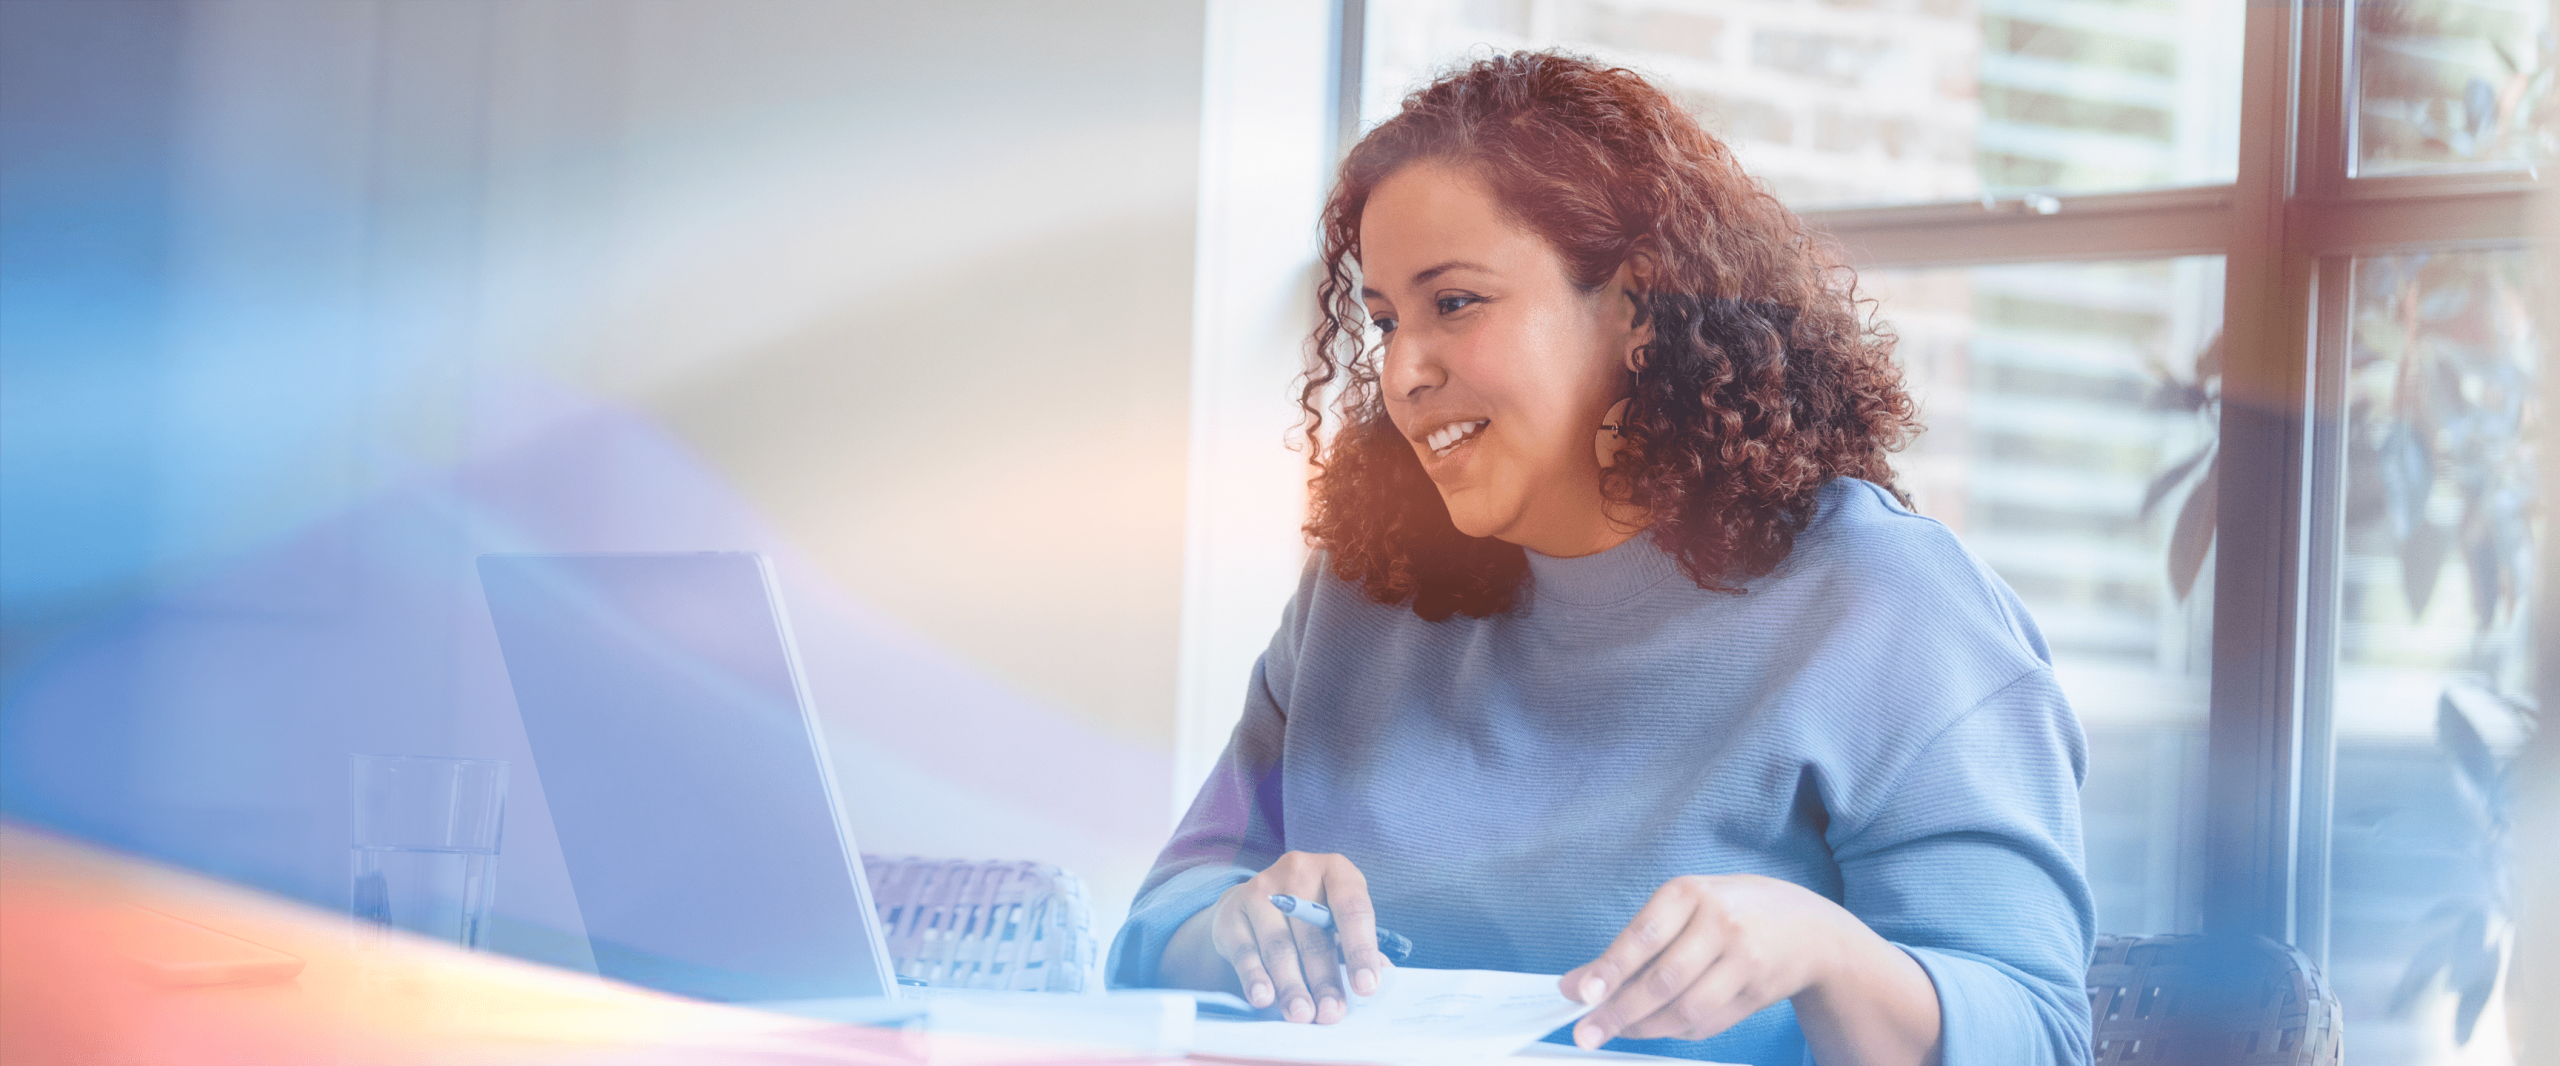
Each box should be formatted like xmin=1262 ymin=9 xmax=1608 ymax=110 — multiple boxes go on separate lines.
xmin=1559 ymin=874 xmax=1858 ymax=1047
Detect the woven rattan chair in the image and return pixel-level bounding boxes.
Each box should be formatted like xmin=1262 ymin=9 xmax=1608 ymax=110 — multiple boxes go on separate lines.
xmin=861 ymin=855 xmax=1097 ymax=992
xmin=2087 ymin=933 xmax=2343 ymax=1066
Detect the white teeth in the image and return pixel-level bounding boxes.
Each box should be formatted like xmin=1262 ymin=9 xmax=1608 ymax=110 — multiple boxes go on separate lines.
xmin=1427 ymin=419 xmax=1489 ymax=457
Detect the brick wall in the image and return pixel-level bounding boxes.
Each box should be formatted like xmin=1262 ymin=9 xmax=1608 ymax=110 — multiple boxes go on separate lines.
xmin=1366 ymin=0 xmax=1981 ymax=207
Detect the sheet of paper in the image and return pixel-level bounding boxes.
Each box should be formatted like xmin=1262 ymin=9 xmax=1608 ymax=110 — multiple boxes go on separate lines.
xmin=1190 ymin=968 xmax=1596 ymax=1066
xmin=1511 ymin=1042 xmax=1746 ymax=1065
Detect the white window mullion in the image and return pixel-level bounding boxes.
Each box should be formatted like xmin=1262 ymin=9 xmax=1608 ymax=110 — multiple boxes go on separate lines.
xmin=1806 ymin=186 xmax=2235 ymax=269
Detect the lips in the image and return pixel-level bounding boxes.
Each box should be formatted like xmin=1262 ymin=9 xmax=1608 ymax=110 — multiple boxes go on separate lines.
xmin=1422 ymin=419 xmax=1489 ymax=459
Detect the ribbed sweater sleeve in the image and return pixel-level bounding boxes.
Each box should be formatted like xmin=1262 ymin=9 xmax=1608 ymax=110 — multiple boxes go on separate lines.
xmin=1831 ymin=668 xmax=2095 ymax=1066
xmin=1105 ymin=576 xmax=1307 ymax=988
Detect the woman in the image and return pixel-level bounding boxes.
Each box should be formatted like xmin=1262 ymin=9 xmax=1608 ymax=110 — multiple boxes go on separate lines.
xmin=1108 ymin=53 xmax=2092 ymax=1066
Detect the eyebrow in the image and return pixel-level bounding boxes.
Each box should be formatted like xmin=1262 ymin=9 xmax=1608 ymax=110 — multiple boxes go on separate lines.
xmin=1360 ymin=259 xmax=1496 ymax=299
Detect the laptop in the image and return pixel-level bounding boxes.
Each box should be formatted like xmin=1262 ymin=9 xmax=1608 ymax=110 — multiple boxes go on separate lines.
xmin=477 ymin=552 xmax=900 ymax=1005
xmin=479 ymin=552 xmax=1242 ymax=1047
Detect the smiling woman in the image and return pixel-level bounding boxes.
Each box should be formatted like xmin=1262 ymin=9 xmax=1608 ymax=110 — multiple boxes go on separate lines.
xmin=1355 ymin=162 xmax=1649 ymax=557
xmin=1305 ymin=59 xmax=1915 ymax=621
xmin=1110 ymin=52 xmax=2094 ymax=1066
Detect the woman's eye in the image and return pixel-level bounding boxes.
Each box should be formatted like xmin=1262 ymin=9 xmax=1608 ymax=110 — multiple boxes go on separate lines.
xmin=1436 ymin=295 xmax=1480 ymax=315
xmin=1370 ymin=315 xmax=1398 ymax=334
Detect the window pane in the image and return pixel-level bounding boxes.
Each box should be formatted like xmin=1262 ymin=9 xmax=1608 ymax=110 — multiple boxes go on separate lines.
xmin=2328 ymin=248 xmax=2541 ymax=1064
xmin=2354 ymin=0 xmax=2557 ymax=174
xmin=1362 ymin=0 xmax=2243 ymax=209
xmin=1871 ymin=256 xmax=2224 ymax=936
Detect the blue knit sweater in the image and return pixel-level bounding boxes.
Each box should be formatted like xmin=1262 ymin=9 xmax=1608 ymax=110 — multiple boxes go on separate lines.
xmin=1109 ymin=478 xmax=2094 ymax=1066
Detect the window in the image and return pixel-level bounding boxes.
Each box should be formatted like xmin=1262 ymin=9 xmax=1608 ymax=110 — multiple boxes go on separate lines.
xmin=1352 ymin=1 xmax=2546 ymax=1061
xmin=2353 ymin=0 xmax=2555 ymax=175
xmin=1871 ymin=257 xmax=2222 ymax=938
xmin=2325 ymin=249 xmax=2541 ymax=1062
xmin=1362 ymin=0 xmax=2241 ymax=208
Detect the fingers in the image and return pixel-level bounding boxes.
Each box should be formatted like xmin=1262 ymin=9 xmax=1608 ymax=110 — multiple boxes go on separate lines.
xmin=1211 ymin=900 xmax=1278 ymax=1010
xmin=1569 ymin=880 xmax=1709 ymax=1049
xmin=1319 ymin=863 xmax=1392 ymax=997
xmin=1288 ymin=903 xmax=1349 ymax=1023
xmin=1239 ymin=900 xmax=1320 ymax=1021
xmin=1575 ymin=917 xmax=1724 ymax=1046
xmin=1219 ymin=853 xmax=1381 ymax=1025
xmin=1566 ymin=880 xmax=1698 ymax=1005
xmin=1620 ymin=953 xmax=1775 ymax=1043
xmin=1250 ymin=893 xmax=1334 ymax=1023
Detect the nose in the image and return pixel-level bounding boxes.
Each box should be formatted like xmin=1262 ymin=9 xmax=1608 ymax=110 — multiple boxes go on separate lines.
xmin=1379 ymin=331 xmax=1445 ymax=406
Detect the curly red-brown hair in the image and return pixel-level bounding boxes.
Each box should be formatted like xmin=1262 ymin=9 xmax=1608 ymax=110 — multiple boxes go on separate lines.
xmin=1302 ymin=51 xmax=1916 ymax=621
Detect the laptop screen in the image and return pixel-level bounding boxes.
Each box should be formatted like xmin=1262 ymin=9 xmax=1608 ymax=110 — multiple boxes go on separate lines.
xmin=479 ymin=552 xmax=895 ymax=1002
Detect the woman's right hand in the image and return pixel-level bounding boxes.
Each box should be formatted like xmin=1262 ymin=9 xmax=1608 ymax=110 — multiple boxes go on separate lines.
xmin=1161 ymin=852 xmax=1394 ymax=1024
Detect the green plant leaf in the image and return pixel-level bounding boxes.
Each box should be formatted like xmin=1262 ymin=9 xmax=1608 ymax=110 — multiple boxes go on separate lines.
xmin=2393 ymin=929 xmax=2455 ymax=1013
xmin=2139 ymin=444 xmax=2214 ymax=522
xmin=2459 ymin=488 xmax=2528 ymax=630
xmin=2465 ymin=524 xmax=2505 ymax=630
xmin=2451 ymin=925 xmax=2501 ymax=1044
xmin=2168 ymin=454 xmax=2218 ymax=602
xmin=2439 ymin=694 xmax=2505 ymax=811
xmin=2423 ymin=896 xmax=2481 ymax=922
xmin=2378 ymin=422 xmax=2434 ymax=540
xmin=2403 ymin=520 xmax=2450 ymax=616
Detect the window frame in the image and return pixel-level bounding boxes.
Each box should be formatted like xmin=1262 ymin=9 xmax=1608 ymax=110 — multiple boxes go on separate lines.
xmin=1334 ymin=0 xmax=2552 ymax=966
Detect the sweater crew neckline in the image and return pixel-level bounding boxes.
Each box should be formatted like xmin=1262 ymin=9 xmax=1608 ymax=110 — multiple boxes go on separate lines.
xmin=1523 ymin=530 xmax=1685 ymax=607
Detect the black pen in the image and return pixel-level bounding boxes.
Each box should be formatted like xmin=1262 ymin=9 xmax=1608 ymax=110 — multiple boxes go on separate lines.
xmin=1268 ymin=894 xmax=1414 ymax=964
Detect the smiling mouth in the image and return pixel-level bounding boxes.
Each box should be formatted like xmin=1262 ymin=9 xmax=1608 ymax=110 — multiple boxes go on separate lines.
xmin=1424 ymin=419 xmax=1490 ymax=459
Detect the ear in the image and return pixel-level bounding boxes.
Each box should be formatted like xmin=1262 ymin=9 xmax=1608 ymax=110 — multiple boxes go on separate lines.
xmin=1613 ymin=250 xmax=1658 ymax=373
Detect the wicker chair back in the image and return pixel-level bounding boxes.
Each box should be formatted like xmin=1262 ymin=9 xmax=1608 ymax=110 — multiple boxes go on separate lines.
xmin=861 ymin=855 xmax=1097 ymax=992
xmin=2087 ymin=932 xmax=2343 ymax=1066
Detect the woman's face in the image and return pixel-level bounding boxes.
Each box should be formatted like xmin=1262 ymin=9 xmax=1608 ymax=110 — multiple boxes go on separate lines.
xmin=1359 ymin=163 xmax=1649 ymax=557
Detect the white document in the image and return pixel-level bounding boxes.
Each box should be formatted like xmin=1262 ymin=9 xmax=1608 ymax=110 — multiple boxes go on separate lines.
xmin=1190 ymin=968 xmax=1597 ymax=1066
xmin=760 ymin=990 xmax=1200 ymax=1061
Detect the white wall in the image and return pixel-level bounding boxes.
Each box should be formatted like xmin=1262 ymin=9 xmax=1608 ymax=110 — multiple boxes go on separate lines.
xmin=1176 ymin=0 xmax=1341 ymax=810
xmin=3 ymin=0 xmax=1213 ymax=967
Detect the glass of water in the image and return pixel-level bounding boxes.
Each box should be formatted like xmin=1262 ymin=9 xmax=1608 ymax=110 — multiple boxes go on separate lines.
xmin=350 ymin=754 xmax=507 ymax=950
